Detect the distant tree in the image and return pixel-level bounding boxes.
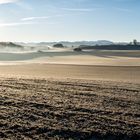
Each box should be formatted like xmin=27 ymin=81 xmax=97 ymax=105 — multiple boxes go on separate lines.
xmin=53 ymin=43 xmax=64 ymax=48
xmin=133 ymin=39 xmax=137 ymax=46
xmin=129 ymin=42 xmax=133 ymax=45
xmin=73 ymin=47 xmax=82 ymax=52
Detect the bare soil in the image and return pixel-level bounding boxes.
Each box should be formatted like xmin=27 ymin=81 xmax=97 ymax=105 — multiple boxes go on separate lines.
xmin=0 ymin=78 xmax=140 ymax=139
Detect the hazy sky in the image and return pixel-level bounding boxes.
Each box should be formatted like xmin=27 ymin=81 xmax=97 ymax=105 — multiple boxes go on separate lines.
xmin=0 ymin=0 xmax=139 ymax=42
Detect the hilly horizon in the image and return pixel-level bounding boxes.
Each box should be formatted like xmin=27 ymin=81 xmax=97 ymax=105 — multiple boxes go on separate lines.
xmin=0 ymin=40 xmax=140 ymax=50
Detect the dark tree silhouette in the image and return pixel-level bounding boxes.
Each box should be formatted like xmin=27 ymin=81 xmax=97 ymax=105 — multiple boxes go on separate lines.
xmin=53 ymin=43 xmax=64 ymax=48
xmin=133 ymin=39 xmax=137 ymax=46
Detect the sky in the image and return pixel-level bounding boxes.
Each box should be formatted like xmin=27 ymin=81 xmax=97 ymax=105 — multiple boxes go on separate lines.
xmin=0 ymin=0 xmax=139 ymax=42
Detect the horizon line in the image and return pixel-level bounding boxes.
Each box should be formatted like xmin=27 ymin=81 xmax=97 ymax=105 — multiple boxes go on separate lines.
xmin=0 ymin=40 xmax=138 ymax=43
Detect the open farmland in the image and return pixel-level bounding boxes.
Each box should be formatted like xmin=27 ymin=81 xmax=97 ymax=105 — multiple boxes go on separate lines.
xmin=0 ymin=78 xmax=140 ymax=139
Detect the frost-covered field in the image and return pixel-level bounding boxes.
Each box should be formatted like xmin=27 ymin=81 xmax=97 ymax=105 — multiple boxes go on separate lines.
xmin=0 ymin=78 xmax=140 ymax=139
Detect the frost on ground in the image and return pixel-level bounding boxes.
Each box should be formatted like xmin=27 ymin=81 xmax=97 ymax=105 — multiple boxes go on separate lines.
xmin=0 ymin=78 xmax=140 ymax=140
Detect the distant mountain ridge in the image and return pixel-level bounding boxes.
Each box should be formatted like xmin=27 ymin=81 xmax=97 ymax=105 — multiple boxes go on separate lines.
xmin=16 ymin=40 xmax=114 ymax=47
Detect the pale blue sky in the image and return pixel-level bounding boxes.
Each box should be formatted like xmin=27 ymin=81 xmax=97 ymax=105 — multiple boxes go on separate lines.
xmin=0 ymin=0 xmax=139 ymax=42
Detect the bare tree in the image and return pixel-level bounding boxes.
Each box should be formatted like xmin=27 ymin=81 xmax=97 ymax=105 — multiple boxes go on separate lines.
xmin=133 ymin=39 xmax=137 ymax=46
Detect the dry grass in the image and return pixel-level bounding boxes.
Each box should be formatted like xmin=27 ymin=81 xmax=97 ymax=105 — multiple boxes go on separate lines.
xmin=0 ymin=78 xmax=140 ymax=140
